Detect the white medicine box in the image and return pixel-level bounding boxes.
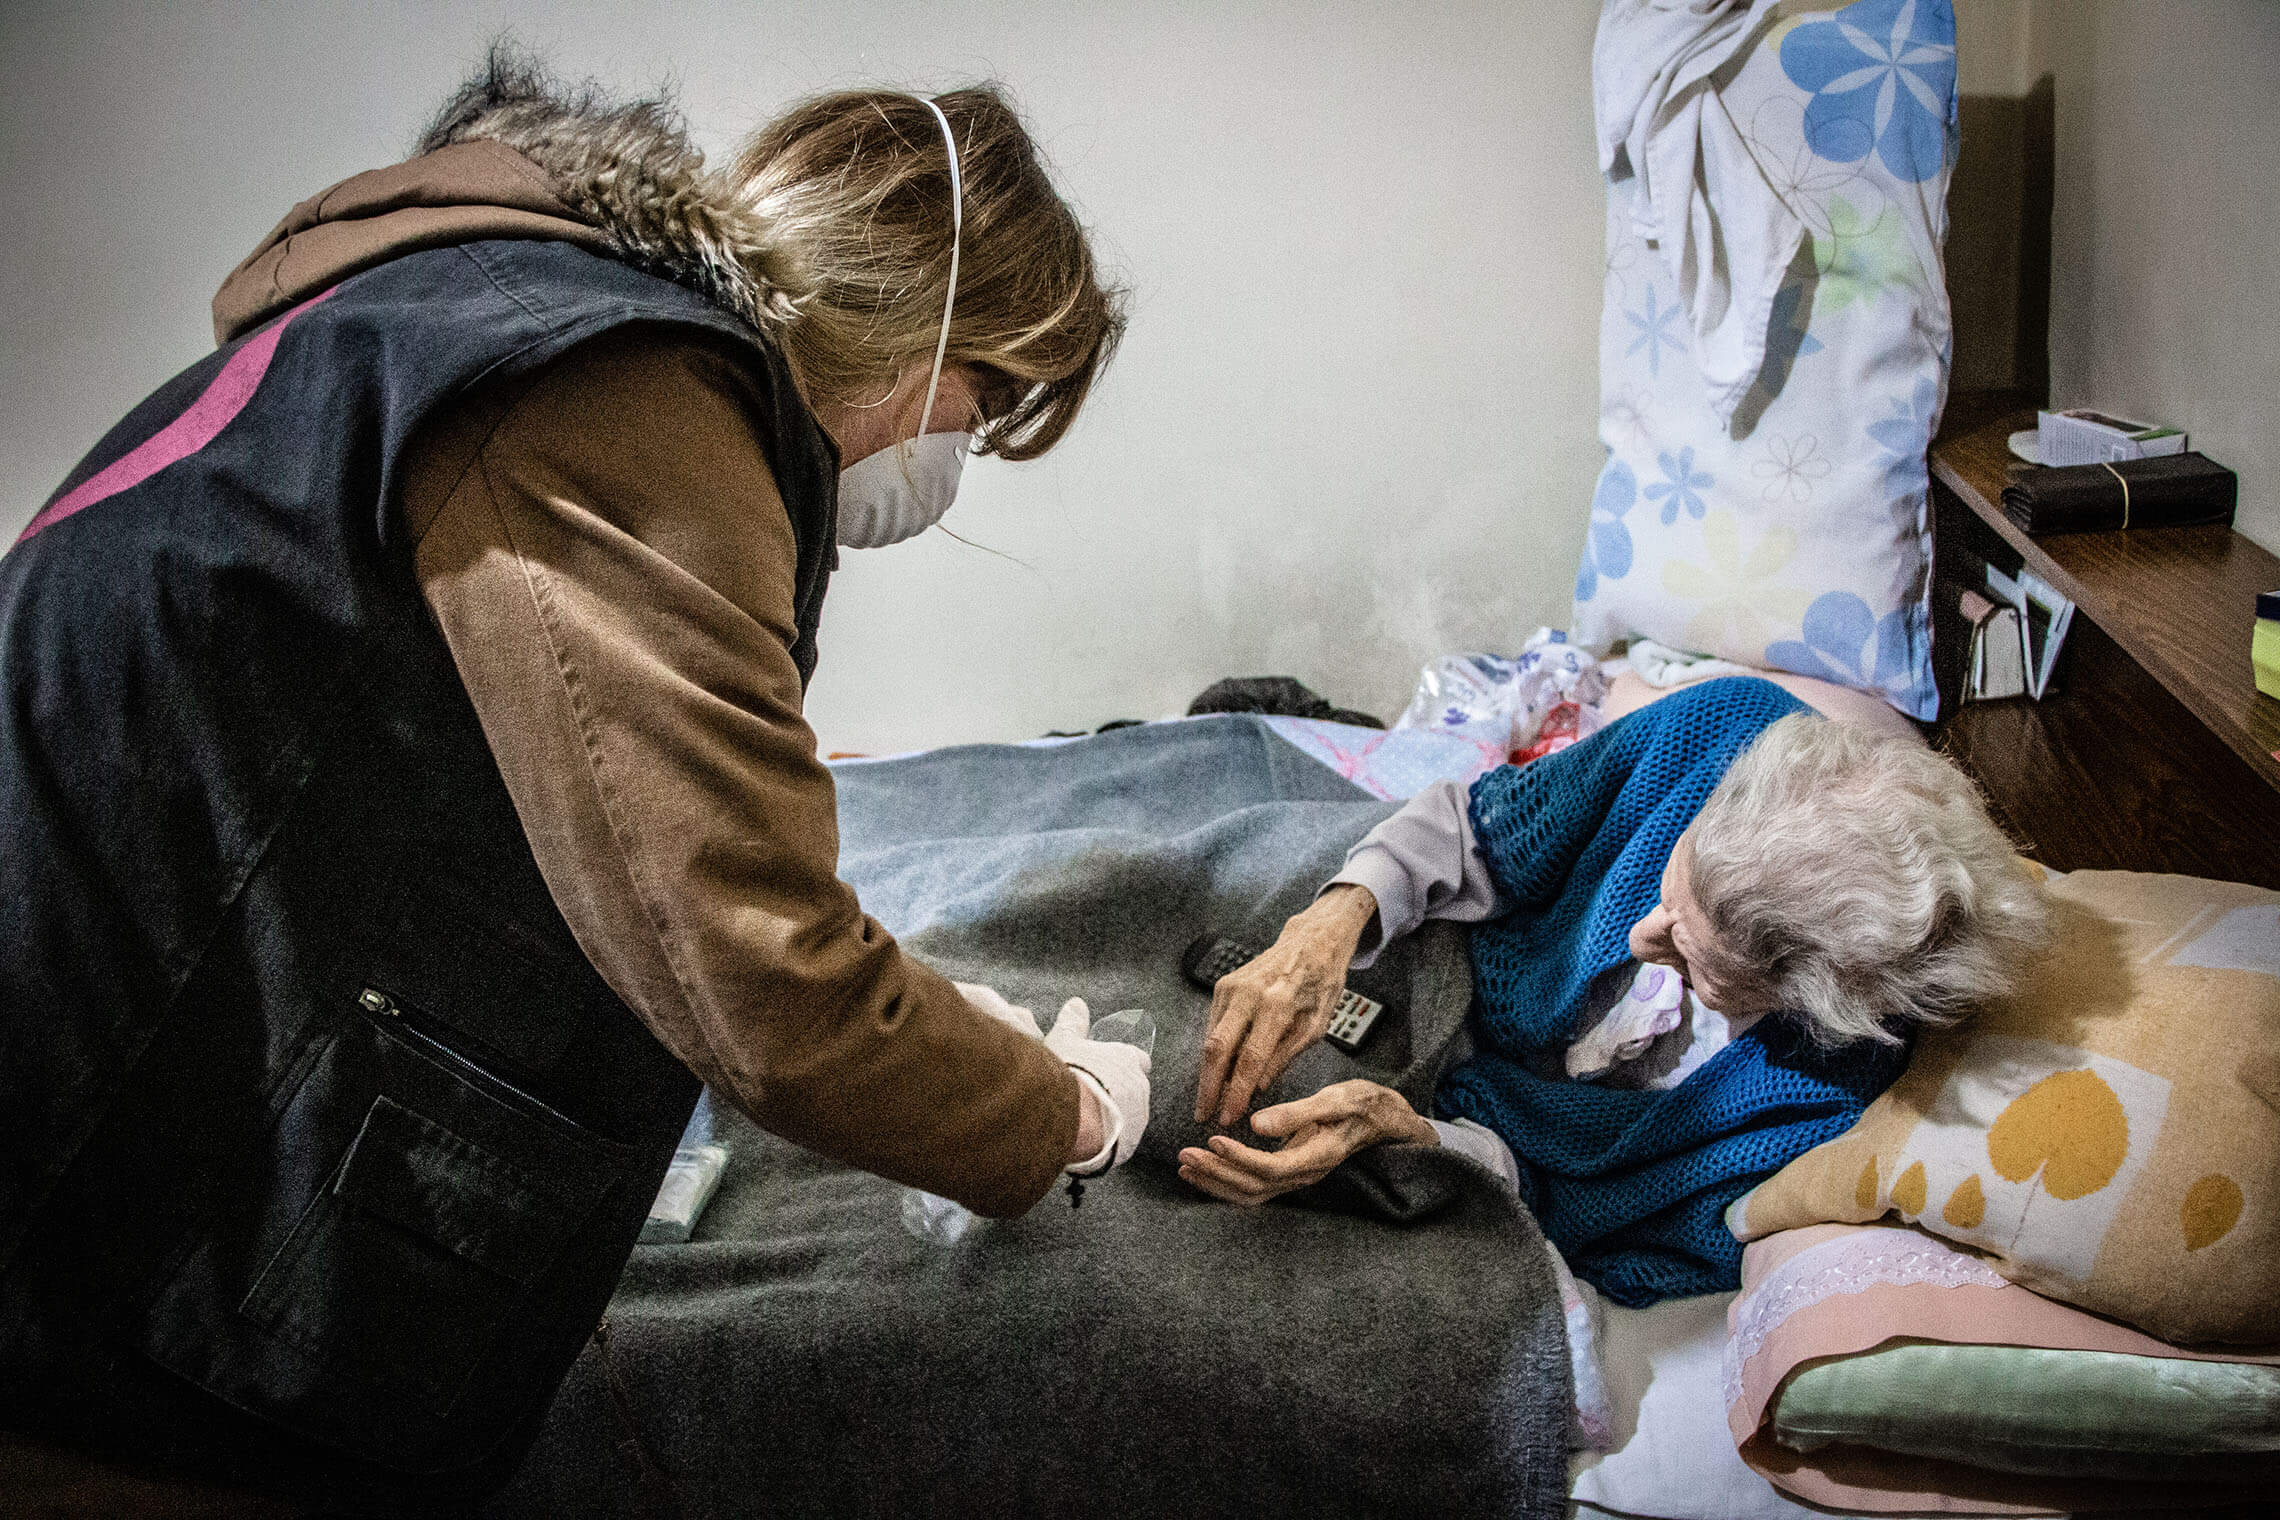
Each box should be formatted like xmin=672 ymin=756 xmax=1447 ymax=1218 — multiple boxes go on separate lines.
xmin=2037 ymin=408 xmax=2190 ymax=467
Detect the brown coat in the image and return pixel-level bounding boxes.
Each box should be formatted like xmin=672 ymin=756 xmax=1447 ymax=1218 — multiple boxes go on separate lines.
xmin=213 ymin=136 xmax=1078 ymax=1219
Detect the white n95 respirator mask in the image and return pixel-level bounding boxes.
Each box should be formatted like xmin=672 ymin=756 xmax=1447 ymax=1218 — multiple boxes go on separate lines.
xmin=834 ymin=430 xmax=972 ymax=549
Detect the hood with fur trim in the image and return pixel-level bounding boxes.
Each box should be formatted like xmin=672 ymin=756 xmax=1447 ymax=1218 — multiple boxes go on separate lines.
xmin=215 ymin=59 xmax=792 ymax=346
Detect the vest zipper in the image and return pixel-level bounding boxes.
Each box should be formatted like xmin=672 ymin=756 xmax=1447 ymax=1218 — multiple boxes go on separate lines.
xmin=355 ymin=985 xmax=598 ymax=1144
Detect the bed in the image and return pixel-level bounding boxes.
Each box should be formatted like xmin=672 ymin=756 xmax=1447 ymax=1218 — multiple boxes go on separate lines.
xmin=491 ymin=700 xmax=2279 ymax=1518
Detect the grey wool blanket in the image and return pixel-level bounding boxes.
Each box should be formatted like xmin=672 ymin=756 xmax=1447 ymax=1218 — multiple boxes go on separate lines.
xmin=490 ymin=716 xmax=1571 ymax=1520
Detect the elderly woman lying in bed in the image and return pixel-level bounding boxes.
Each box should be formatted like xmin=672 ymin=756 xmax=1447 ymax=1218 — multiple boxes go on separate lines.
xmin=1182 ymin=675 xmax=2049 ymax=1305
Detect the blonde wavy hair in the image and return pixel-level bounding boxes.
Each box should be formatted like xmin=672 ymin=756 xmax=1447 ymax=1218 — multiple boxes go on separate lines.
xmin=421 ymin=48 xmax=1125 ymax=460
xmin=727 ymin=89 xmax=1123 ymax=460
xmin=1687 ymin=714 xmax=2052 ymax=1045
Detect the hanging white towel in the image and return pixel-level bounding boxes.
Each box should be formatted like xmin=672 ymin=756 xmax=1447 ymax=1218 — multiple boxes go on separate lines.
xmin=1594 ymin=0 xmax=1805 ymax=425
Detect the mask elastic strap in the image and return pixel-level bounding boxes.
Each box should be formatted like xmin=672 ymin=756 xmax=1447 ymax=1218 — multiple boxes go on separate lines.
xmin=912 ymin=95 xmax=964 ymax=441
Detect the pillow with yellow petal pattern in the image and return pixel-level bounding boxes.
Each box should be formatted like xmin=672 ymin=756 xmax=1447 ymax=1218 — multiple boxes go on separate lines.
xmin=1729 ymin=868 xmax=2280 ymax=1347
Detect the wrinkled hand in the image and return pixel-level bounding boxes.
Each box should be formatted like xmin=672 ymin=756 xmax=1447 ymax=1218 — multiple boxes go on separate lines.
xmin=1178 ymin=1080 xmax=1436 ymax=1207
xmin=1195 ymin=884 xmax=1378 ymax=1127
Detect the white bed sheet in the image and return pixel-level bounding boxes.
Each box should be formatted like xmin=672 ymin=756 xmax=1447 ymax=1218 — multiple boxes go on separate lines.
xmin=1568 ymin=1291 xmax=1881 ymax=1520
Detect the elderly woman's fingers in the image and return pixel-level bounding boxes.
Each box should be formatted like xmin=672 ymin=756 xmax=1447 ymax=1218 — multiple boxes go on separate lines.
xmin=1256 ymin=1008 xmax=1335 ymax=1100
xmin=1180 ymin=1106 xmax=1388 ymax=1206
xmin=1180 ymin=1153 xmax=1281 ymax=1206
xmin=1196 ymin=969 xmax=1286 ymax=1127
xmin=1194 ymin=980 xmax=1253 ymax=1123
xmin=1209 ymin=966 xmax=1335 ymax=1125
xmin=1211 ymin=1130 xmax=1335 ymax=1178
xmin=1210 ymin=1127 xmax=1350 ymax=1185
xmin=1246 ymin=1084 xmax=1369 ymax=1139
xmin=1177 ymin=1143 xmax=1280 ymax=1205
xmin=1256 ymin=1080 xmax=1432 ymax=1152
xmin=1221 ymin=1016 xmax=1291 ymax=1128
xmin=1201 ymin=965 xmax=1297 ymax=1126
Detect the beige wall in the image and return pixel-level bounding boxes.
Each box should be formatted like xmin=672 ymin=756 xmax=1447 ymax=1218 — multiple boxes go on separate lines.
xmin=2027 ymin=0 xmax=2280 ymax=556
xmin=0 ymin=1 xmax=1606 ymax=753
xmin=1955 ymin=0 xmax=2037 ymax=94
xmin=27 ymin=4 xmax=2247 ymax=753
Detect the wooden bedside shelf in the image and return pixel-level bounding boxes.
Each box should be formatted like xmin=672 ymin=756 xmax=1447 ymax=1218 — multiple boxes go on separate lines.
xmin=1930 ymin=391 xmax=2280 ymax=889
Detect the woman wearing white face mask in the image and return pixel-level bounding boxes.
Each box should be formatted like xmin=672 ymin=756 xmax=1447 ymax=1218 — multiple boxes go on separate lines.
xmin=0 ymin=47 xmax=1137 ymax=1507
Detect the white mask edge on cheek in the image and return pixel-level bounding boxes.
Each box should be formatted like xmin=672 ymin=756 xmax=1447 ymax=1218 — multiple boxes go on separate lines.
xmin=834 ymin=430 xmax=972 ymax=549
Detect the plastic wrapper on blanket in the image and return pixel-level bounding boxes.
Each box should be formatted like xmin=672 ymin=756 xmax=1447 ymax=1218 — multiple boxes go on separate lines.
xmin=1395 ymin=630 xmax=1609 ymax=758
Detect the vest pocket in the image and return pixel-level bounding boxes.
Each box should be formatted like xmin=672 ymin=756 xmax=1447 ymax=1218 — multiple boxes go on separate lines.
xmin=138 ymin=986 xmax=638 ymax=1471
xmin=238 ymin=1092 xmax=594 ymax=1406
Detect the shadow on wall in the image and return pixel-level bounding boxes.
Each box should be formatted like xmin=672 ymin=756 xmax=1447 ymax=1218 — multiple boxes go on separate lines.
xmin=1947 ymin=76 xmax=2055 ymax=398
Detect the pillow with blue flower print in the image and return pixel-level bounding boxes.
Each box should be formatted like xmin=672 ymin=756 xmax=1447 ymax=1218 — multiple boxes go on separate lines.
xmin=1572 ymin=0 xmax=1958 ymax=721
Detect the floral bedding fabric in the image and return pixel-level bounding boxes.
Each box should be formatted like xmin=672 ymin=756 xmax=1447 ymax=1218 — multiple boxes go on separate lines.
xmin=1573 ymin=0 xmax=1959 ymax=719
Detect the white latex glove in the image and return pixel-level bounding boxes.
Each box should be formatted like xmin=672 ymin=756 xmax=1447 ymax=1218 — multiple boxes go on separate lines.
xmin=1043 ymin=997 xmax=1151 ymax=1172
xmin=955 ymin=981 xmax=1043 ymax=1042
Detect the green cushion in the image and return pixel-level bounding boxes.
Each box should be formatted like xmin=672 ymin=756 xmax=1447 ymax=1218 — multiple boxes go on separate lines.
xmin=1773 ymin=1342 xmax=2280 ymax=1482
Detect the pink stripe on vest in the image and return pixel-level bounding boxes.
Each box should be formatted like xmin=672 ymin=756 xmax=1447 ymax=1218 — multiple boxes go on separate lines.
xmin=14 ymin=287 xmax=339 ymax=547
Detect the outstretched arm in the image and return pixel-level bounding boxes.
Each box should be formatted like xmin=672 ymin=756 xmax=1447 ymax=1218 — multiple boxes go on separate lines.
xmin=409 ymin=329 xmax=1082 ymax=1217
xmin=1193 ymin=777 xmax=1505 ymax=1127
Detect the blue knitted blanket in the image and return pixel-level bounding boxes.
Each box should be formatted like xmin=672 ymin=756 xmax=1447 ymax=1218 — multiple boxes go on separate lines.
xmin=1436 ymin=678 xmax=1909 ymax=1306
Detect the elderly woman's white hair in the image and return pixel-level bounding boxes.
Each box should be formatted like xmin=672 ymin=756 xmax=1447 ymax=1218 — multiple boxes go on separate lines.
xmin=1686 ymin=715 xmax=2050 ymax=1044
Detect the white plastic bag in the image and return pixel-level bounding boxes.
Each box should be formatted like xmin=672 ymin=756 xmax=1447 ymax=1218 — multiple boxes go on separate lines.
xmin=1394 ymin=629 xmax=1610 ymax=757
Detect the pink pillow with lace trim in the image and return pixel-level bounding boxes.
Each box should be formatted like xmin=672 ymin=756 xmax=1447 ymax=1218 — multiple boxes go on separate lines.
xmin=1724 ymin=1224 xmax=2280 ymax=1514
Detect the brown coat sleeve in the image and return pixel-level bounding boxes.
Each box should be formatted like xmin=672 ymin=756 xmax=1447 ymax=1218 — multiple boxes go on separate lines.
xmin=400 ymin=326 xmax=1078 ymax=1218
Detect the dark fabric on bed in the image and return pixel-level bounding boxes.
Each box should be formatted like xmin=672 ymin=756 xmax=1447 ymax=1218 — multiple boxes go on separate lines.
xmin=490 ymin=715 xmax=1571 ymax=1519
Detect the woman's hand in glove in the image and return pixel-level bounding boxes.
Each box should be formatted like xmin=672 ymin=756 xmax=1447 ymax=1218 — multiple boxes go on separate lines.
xmin=959 ymin=984 xmax=1129 ymax=1170
xmin=1043 ymin=998 xmax=1152 ymax=1171
xmin=1178 ymin=1079 xmax=1435 ymax=1207
xmin=1195 ymin=883 xmax=1378 ymax=1128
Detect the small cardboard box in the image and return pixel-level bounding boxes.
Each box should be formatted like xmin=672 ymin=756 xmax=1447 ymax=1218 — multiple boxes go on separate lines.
xmin=2037 ymin=408 xmax=2190 ymax=467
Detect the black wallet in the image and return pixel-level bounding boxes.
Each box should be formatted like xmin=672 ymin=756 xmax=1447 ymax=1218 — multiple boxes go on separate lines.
xmin=2000 ymin=452 xmax=2236 ymax=536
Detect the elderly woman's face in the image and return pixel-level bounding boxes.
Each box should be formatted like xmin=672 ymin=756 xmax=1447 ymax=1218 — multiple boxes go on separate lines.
xmin=1627 ymin=829 xmax=1751 ymax=1013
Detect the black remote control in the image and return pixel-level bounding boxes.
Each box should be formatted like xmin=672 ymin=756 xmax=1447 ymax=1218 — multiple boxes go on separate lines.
xmin=1181 ymin=934 xmax=1386 ymax=1054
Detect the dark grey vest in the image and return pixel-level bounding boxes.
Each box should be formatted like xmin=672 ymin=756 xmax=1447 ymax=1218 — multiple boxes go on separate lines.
xmin=0 ymin=239 xmax=836 ymax=1504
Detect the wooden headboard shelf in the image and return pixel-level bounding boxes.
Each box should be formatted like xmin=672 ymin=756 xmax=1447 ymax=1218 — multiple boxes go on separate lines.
xmin=1930 ymin=390 xmax=2280 ymax=889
